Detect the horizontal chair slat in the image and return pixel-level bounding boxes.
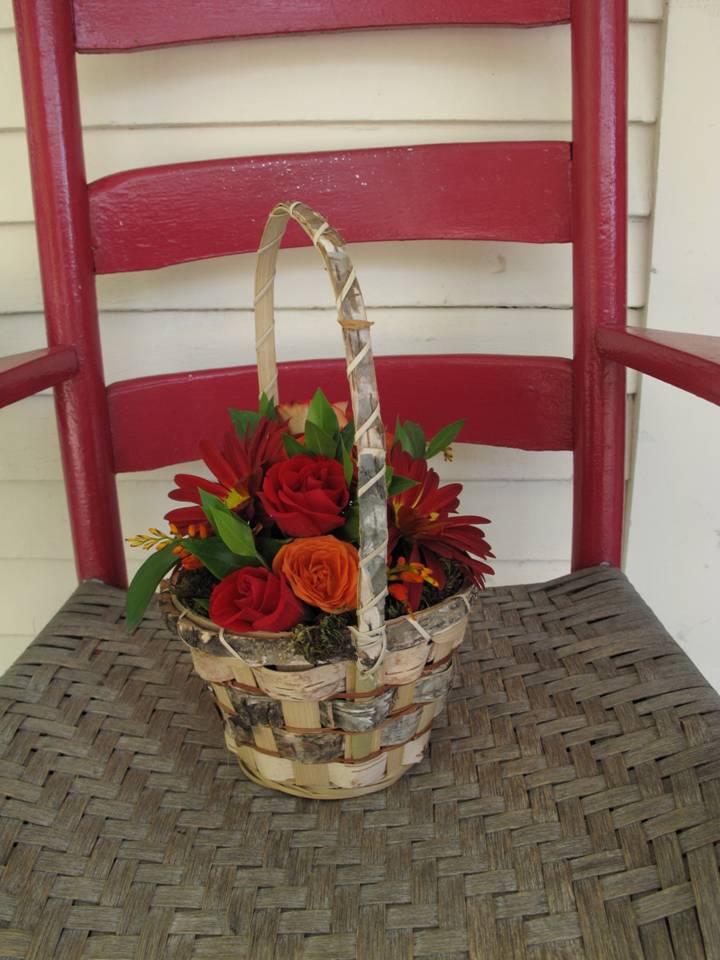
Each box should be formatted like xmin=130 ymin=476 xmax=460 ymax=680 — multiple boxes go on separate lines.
xmin=89 ymin=142 xmax=572 ymax=274
xmin=108 ymin=354 xmax=573 ymax=473
xmin=74 ymin=0 xmax=570 ymax=52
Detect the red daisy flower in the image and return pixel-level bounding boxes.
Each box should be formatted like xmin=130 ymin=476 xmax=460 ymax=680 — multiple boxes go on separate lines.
xmin=165 ymin=417 xmax=286 ymax=536
xmin=387 ymin=445 xmax=494 ymax=609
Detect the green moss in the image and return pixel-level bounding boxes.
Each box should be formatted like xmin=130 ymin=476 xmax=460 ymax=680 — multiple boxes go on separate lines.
xmin=173 ymin=567 xmax=219 ymax=617
xmin=384 ymin=593 xmax=408 ymax=621
xmin=419 ymin=559 xmax=468 ymax=609
xmin=291 ymin=613 xmax=356 ymax=665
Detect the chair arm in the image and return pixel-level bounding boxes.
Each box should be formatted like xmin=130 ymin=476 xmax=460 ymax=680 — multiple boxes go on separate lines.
xmin=597 ymin=327 xmax=720 ymax=406
xmin=0 ymin=347 xmax=79 ymax=409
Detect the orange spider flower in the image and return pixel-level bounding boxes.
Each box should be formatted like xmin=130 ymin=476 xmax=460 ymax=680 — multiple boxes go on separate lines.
xmin=171 ymin=545 xmax=205 ymax=571
xmin=388 ymin=557 xmax=439 ymax=612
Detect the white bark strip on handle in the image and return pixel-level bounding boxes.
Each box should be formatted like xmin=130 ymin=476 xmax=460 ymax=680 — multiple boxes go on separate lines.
xmin=254 ymin=274 xmax=276 ymax=305
xmin=354 ymin=405 xmax=381 ymax=444
xmin=357 ymin=465 xmax=386 ymax=499
xmin=346 ymin=341 xmax=371 ymax=376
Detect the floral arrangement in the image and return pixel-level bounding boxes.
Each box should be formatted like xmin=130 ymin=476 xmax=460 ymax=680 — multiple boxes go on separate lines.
xmin=126 ymin=389 xmax=494 ymax=660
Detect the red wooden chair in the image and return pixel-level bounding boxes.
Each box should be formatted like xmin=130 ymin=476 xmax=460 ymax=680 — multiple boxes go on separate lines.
xmin=2 ymin=2 xmax=720 ymax=957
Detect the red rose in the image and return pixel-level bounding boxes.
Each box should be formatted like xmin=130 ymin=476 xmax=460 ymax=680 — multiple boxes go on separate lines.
xmin=259 ymin=455 xmax=349 ymax=537
xmin=209 ymin=567 xmax=304 ymax=632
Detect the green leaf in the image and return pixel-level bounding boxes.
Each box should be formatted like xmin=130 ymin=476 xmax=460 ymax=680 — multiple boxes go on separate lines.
xmin=229 ymin=408 xmax=261 ymax=438
xmin=304 ymin=420 xmax=338 ymax=459
xmin=338 ymin=501 xmax=360 ymax=543
xmin=256 ymin=535 xmax=289 ymax=565
xmin=199 ymin=490 xmax=263 ymax=563
xmin=388 ymin=474 xmax=419 ymax=497
xmin=282 ymin=433 xmax=307 ymax=457
xmin=401 ymin=420 xmax=426 ymax=459
xmin=125 ymin=545 xmax=180 ymax=633
xmin=340 ymin=442 xmax=354 ymax=486
xmin=394 ymin=417 xmax=426 ymax=459
xmin=340 ymin=420 xmax=355 ymax=450
xmin=306 ymin=387 xmax=340 ymax=437
xmin=425 ymin=419 xmax=465 ymax=459
xmin=393 ymin=417 xmax=409 ymax=452
xmin=259 ymin=391 xmax=278 ymax=420
xmin=183 ymin=537 xmax=256 ymax=579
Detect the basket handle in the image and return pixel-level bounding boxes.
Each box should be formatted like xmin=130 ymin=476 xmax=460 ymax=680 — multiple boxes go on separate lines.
xmin=254 ymin=201 xmax=388 ymax=674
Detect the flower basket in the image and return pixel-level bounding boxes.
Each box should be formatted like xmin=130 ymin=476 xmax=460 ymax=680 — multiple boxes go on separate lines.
xmin=150 ymin=200 xmax=485 ymax=799
xmin=160 ymin=575 xmax=474 ymax=798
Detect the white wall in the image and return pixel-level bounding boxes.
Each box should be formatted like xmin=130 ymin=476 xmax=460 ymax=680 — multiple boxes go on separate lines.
xmin=627 ymin=0 xmax=720 ymax=689
xmin=0 ymin=3 xmax=664 ymax=668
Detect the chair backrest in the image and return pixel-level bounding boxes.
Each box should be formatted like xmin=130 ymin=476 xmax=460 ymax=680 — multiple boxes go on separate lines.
xmin=13 ymin=0 xmax=628 ymax=588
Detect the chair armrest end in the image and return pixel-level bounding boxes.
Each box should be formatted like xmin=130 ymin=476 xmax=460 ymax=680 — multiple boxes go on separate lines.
xmin=0 ymin=347 xmax=79 ymax=409
xmin=597 ymin=327 xmax=720 ymax=406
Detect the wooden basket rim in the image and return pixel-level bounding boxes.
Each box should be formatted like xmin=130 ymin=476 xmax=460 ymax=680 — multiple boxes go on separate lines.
xmin=161 ymin=576 xmax=475 ymax=644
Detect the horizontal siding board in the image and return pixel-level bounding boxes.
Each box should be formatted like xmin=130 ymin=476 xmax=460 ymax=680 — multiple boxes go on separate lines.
xmin=0 ymin=306 xmax=641 ymax=393
xmin=0 ymin=122 xmax=656 ymax=224
xmin=0 ymin=222 xmax=651 ymax=313
xmin=0 ymin=25 xmax=661 ymax=128
xmin=630 ymin=0 xmax=664 ymax=19
xmin=0 ymin=478 xmax=571 ymax=563
xmin=0 ymin=636 xmax=38 ymax=666
xmin=0 ymin=396 xmax=65 ymax=481
xmin=73 ymin=0 xmax=572 ymax=52
xmin=0 ymin=561 xmax=80 ymax=637
xmin=89 ymin=142 xmax=572 ymax=274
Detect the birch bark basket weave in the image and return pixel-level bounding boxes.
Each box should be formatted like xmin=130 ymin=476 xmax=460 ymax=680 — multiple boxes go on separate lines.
xmin=159 ymin=201 xmax=475 ymax=798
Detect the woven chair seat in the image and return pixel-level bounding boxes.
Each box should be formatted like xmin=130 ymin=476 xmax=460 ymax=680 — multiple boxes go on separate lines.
xmin=1 ymin=565 xmax=719 ymax=959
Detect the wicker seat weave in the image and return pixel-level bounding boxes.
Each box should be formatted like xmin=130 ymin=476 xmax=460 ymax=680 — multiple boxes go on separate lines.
xmin=1 ymin=565 xmax=719 ymax=959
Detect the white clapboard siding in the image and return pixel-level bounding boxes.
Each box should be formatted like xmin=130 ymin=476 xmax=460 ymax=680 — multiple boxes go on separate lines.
xmin=1 ymin=24 xmax=661 ymax=128
xmin=631 ymin=0 xmax=664 ymax=18
xmin=0 ymin=306 xmax=643 ymax=377
xmin=0 ymin=224 xmax=651 ymax=314
xmin=0 ymin=122 xmax=656 ymax=225
xmin=0 ymin=10 xmax=665 ymax=664
xmin=4 ymin=477 xmax=570 ymax=562
xmin=0 ymin=308 xmax=642 ymax=418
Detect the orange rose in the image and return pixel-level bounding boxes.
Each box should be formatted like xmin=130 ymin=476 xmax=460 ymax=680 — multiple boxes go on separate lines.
xmin=273 ymin=536 xmax=358 ymax=613
xmin=276 ymin=400 xmax=349 ymax=436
